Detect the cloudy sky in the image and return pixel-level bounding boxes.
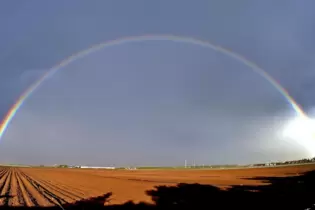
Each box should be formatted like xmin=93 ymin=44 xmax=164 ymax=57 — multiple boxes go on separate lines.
xmin=0 ymin=1 xmax=315 ymax=166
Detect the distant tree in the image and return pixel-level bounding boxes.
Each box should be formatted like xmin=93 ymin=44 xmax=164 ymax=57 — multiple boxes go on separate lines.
xmin=58 ymin=164 xmax=69 ymax=168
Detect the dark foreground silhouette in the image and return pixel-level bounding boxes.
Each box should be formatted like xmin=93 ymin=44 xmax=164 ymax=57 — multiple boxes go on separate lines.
xmin=1 ymin=170 xmax=315 ymax=210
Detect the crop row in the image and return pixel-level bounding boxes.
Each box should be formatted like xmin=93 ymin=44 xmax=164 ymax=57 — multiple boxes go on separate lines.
xmin=0 ymin=167 xmax=87 ymax=207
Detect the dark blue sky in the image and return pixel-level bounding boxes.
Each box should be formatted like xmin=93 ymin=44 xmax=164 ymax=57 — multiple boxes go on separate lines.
xmin=0 ymin=1 xmax=315 ymax=166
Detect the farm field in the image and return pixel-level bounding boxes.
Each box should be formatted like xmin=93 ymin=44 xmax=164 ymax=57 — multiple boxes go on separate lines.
xmin=0 ymin=164 xmax=315 ymax=207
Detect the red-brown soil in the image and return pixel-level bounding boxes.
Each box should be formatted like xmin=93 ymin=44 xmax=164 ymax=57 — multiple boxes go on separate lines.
xmin=0 ymin=164 xmax=314 ymax=207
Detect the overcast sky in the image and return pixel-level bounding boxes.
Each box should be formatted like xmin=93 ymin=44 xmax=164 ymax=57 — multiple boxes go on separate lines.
xmin=0 ymin=1 xmax=315 ymax=166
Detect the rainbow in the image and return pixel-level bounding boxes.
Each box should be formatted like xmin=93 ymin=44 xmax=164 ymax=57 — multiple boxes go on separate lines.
xmin=0 ymin=34 xmax=307 ymax=141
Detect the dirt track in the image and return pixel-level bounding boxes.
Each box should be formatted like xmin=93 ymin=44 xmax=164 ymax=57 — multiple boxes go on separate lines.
xmin=0 ymin=164 xmax=315 ymax=207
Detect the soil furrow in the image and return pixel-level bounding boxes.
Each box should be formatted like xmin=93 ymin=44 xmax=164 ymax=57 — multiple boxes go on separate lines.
xmin=18 ymin=171 xmax=53 ymax=207
xmin=31 ymin=176 xmax=85 ymax=200
xmin=36 ymin=175 xmax=97 ymax=196
xmin=41 ymin=178 xmax=88 ymax=197
xmin=0 ymin=169 xmax=12 ymax=206
xmin=0 ymin=169 xmax=9 ymax=191
xmin=0 ymin=169 xmax=8 ymax=179
xmin=15 ymin=169 xmax=34 ymax=207
xmin=20 ymin=171 xmax=67 ymax=206
xmin=20 ymin=169 xmax=89 ymax=197
xmin=8 ymin=169 xmax=22 ymax=206
xmin=29 ymin=171 xmax=85 ymax=200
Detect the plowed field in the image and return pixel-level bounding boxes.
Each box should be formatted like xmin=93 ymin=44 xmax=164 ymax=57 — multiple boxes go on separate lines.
xmin=0 ymin=164 xmax=315 ymax=207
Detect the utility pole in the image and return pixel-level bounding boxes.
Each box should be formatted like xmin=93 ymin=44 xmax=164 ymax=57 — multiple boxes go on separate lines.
xmin=185 ymin=160 xmax=187 ymax=168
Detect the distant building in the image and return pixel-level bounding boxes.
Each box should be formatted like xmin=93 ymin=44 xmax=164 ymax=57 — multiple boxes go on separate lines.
xmin=125 ymin=167 xmax=137 ymax=170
